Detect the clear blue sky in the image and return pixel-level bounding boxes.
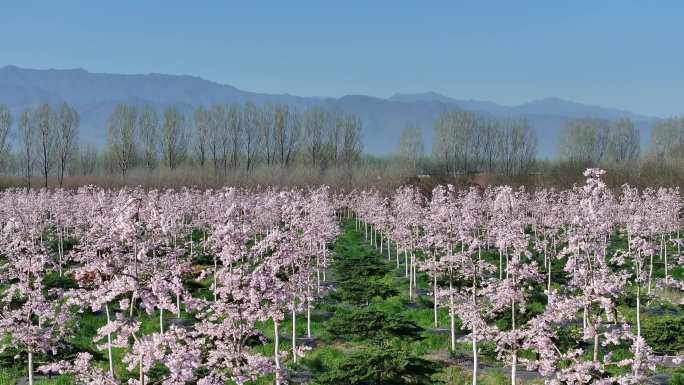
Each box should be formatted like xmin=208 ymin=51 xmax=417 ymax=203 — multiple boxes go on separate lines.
xmin=1 ymin=1 xmax=682 ymax=117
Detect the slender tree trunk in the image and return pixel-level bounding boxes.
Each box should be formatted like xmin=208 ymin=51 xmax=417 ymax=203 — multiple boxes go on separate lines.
xmin=472 ymin=330 xmax=478 ymax=385
xmin=449 ymin=278 xmax=455 ymax=351
xmin=433 ymin=272 xmax=438 ymax=328
xmin=105 ymin=304 xmax=114 ymax=378
xmin=547 ymin=256 xmax=552 ymax=294
xmin=511 ymin=349 xmax=517 ymax=385
xmin=28 ymin=350 xmax=33 ymax=385
xmin=511 ymin=297 xmax=516 ymax=385
xmin=307 ymin=302 xmax=312 ymax=339
xmin=593 ymin=324 xmax=599 ymax=362
xmin=636 ymin=280 xmax=641 ymax=339
xmin=408 ymin=253 xmax=414 ymax=302
xmin=664 ymin=237 xmax=669 ymax=281
xmin=58 ymin=229 xmax=63 ymax=277
xmin=139 ymin=351 xmax=144 ymax=385
xmin=274 ymin=319 xmax=281 ymax=385
xmin=307 ymin=283 xmax=312 ymax=338
xmin=647 ymin=251 xmax=653 ymax=295
xmin=213 ymin=254 xmax=218 ymax=302
xmin=291 ymin=305 xmax=297 ymax=363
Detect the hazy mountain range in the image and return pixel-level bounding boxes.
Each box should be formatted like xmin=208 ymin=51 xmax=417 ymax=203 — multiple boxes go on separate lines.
xmin=0 ymin=65 xmax=660 ymax=158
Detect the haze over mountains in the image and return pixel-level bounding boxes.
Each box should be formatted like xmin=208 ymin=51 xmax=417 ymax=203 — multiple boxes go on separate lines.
xmin=0 ymin=65 xmax=659 ymax=158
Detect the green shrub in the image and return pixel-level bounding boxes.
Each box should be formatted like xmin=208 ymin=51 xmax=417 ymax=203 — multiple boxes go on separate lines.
xmin=436 ymin=365 xmax=470 ymax=385
xmin=671 ymin=372 xmax=684 ymax=385
xmin=313 ymin=346 xmax=440 ymax=385
xmin=336 ymin=278 xmax=398 ymax=305
xmin=641 ymin=315 xmax=684 ymax=354
xmin=326 ymin=308 xmax=423 ymax=343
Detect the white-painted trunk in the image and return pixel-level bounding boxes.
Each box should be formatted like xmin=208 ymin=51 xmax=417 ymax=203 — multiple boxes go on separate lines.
xmin=106 ymin=304 xmax=114 ymax=377
xmin=449 ymin=280 xmax=455 ymax=351
xmin=307 ymin=301 xmax=312 ymax=338
xmin=274 ymin=319 xmax=281 ymax=385
xmin=28 ymin=351 xmax=33 ymax=385
xmin=292 ymin=307 xmax=297 ymax=363
xmin=433 ymin=273 xmax=438 ymax=328
xmin=472 ymin=333 xmax=478 ymax=385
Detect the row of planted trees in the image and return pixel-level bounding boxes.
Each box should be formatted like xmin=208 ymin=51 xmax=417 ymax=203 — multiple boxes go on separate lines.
xmin=0 ymin=102 xmax=365 ymax=187
xmin=347 ymin=168 xmax=684 ymax=385
xmin=0 ymin=186 xmax=338 ymax=385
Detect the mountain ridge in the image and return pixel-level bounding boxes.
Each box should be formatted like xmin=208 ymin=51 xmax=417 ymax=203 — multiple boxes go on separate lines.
xmin=0 ymin=65 xmax=660 ymax=157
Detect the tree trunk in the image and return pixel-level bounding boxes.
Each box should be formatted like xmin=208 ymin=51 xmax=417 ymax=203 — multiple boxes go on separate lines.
xmin=274 ymin=319 xmax=281 ymax=385
xmin=28 ymin=350 xmax=34 ymax=385
xmin=647 ymin=251 xmax=653 ymax=295
xmin=292 ymin=304 xmax=297 ymax=363
xmin=106 ymin=304 xmax=114 ymax=377
xmin=433 ymin=273 xmax=438 ymax=328
xmin=139 ymin=351 xmax=144 ymax=385
xmin=511 ymin=297 xmax=516 ymax=385
xmin=472 ymin=331 xmax=478 ymax=385
xmin=449 ymin=279 xmax=455 ymax=351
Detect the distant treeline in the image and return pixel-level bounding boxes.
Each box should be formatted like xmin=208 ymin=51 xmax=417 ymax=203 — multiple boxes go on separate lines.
xmin=0 ymin=102 xmax=364 ymax=187
xmin=399 ymin=111 xmax=684 ymax=177
xmin=1 ymin=103 xmax=684 ymax=189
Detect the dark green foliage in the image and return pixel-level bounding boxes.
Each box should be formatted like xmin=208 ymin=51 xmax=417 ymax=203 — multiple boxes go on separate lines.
xmin=673 ymin=266 xmax=684 ymax=281
xmin=671 ymin=366 xmax=684 ymax=385
xmin=326 ymin=308 xmax=423 ymax=343
xmin=147 ymin=363 xmax=170 ymax=382
xmin=46 ymin=236 xmax=78 ymax=255
xmin=641 ymin=315 xmax=684 ymax=354
xmin=332 ymin=227 xmax=398 ymax=305
xmin=555 ymin=324 xmax=582 ymax=353
xmin=672 ymin=373 xmax=684 ymax=385
xmin=192 ymin=251 xmax=215 ymax=266
xmin=333 ymin=252 xmax=392 ymax=282
xmin=313 ymin=346 xmax=440 ymax=385
xmin=477 ymin=341 xmax=498 ymax=360
xmin=43 ymin=271 xmax=78 ymax=291
xmin=336 ymin=278 xmax=398 ymax=305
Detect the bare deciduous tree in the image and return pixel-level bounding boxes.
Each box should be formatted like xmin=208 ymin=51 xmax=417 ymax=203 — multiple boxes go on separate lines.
xmin=35 ymin=103 xmax=57 ymax=187
xmin=651 ymin=117 xmax=684 ymax=159
xmin=138 ymin=105 xmax=159 ymax=170
xmin=434 ymin=110 xmax=537 ymax=175
xmin=273 ymin=105 xmax=299 ymax=166
xmin=193 ymin=106 xmax=210 ymax=168
xmin=18 ymin=108 xmax=35 ymax=188
xmin=559 ymin=118 xmax=610 ymax=165
xmin=55 ymin=103 xmax=79 ymax=187
xmin=303 ymin=106 xmax=326 ymax=168
xmin=0 ymin=105 xmax=11 ymax=172
xmin=227 ymin=104 xmax=242 ymax=169
xmin=76 ymin=143 xmax=98 ymax=176
xmin=607 ymin=118 xmax=639 ymax=163
xmin=208 ymin=105 xmax=226 ymax=176
xmin=399 ymin=124 xmax=423 ymax=171
xmin=161 ymin=106 xmax=188 ymax=170
xmin=242 ymin=102 xmax=259 ymax=171
xmin=341 ymin=114 xmax=363 ymax=167
xmin=260 ymin=104 xmax=275 ymax=167
xmin=107 ymin=104 xmax=138 ymax=178
xmin=498 ymin=118 xmax=537 ymax=176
